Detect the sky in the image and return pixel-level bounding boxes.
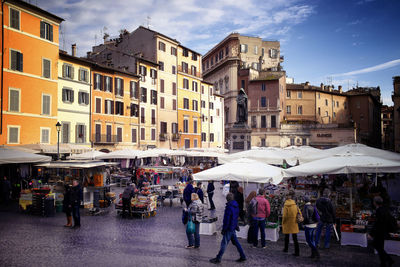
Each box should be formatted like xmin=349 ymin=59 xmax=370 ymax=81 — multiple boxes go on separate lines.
xmin=35 ymin=0 xmax=400 ymax=105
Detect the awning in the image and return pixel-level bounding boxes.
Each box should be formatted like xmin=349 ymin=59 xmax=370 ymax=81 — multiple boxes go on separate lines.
xmin=36 ymin=160 xmax=108 ymax=169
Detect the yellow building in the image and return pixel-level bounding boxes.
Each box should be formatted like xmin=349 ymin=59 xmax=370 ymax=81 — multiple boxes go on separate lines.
xmin=177 ymin=45 xmax=202 ymax=148
xmin=58 ymin=49 xmax=91 ymax=147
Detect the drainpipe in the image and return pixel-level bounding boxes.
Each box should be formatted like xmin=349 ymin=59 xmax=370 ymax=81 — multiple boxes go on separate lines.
xmin=1 ymin=1 xmax=4 ymax=135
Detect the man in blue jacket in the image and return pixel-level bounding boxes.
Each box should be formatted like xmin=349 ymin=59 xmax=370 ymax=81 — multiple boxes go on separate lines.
xmin=210 ymin=193 xmax=246 ymax=264
xmin=183 ymin=180 xmax=195 ymax=207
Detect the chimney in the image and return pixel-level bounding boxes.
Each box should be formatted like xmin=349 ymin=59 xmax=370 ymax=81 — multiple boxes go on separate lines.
xmin=86 ymin=51 xmax=91 ymax=58
xmin=320 ymin=83 xmax=324 ymax=89
xmin=72 ymin=44 xmax=77 ymax=57
xmin=338 ymin=85 xmax=342 ymax=93
xmin=328 ymin=85 xmax=332 ymax=92
xmin=305 ymin=81 xmax=310 ymax=86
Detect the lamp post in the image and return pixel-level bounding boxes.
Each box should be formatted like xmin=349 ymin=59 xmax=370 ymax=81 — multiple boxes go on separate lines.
xmin=56 ymin=122 xmax=61 ymax=160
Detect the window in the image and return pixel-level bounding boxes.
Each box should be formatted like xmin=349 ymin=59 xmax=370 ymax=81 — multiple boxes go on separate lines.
xmin=8 ymin=126 xmax=19 ymax=144
xmin=171 ymin=47 xmax=177 ymax=56
xmin=130 ymin=81 xmax=139 ymax=98
xmin=332 ymin=100 xmax=335 ymax=107
xmin=298 ymin=105 xmax=303 ymax=114
xmin=183 ymin=119 xmax=189 ymax=133
xmin=141 ymin=87 xmax=147 ymax=102
xmin=106 ymin=125 xmax=112 ymax=142
xmin=10 ymin=8 xmax=20 ymax=30
xmin=115 ymin=78 xmax=123 ymax=96
xmin=209 ymin=102 xmax=214 ymax=110
xmin=201 ymin=132 xmax=206 ymax=142
xmin=141 ymin=107 xmax=145 ymax=123
xmin=333 ymin=112 xmax=336 ymax=118
xmin=40 ymin=21 xmax=53 ymax=41
xmin=42 ymin=94 xmax=51 ymax=115
xmin=191 ymin=65 xmax=197 ymax=76
xmin=193 ymin=120 xmax=198 ymax=133
xmin=241 ymin=80 xmax=245 ymax=90
xmin=251 ymin=116 xmax=257 ymax=128
xmin=40 ymin=128 xmax=50 ymax=144
xmin=172 ymin=123 xmax=178 ymax=134
xmin=172 ymin=66 xmax=176 ymax=74
xmin=76 ymin=124 xmax=86 ymax=143
xmin=10 ymin=50 xmax=23 ymax=72
xmin=325 ymin=99 xmax=328 ymax=106
xmin=318 ymin=107 xmax=321 ymax=115
xmin=63 ymin=63 xmax=74 ymax=79
xmin=287 ymin=90 xmax=291 ymax=98
xmin=115 ymin=101 xmax=124 ymax=115
xmin=318 ymin=92 xmax=321 ymax=99
xmin=183 ymin=98 xmax=189 ymax=109
xmin=210 ymin=116 xmax=213 ymax=123
xmin=219 ymin=50 xmax=223 ymax=60
xmin=159 ymin=61 xmax=164 ymax=71
xmin=225 ymin=46 xmax=229 ymax=56
xmin=336 ymin=101 xmax=339 ymax=107
xmin=192 ymin=100 xmax=198 ymax=111
xmin=271 ymin=115 xmax=276 ymax=128
xmin=261 ymin=97 xmax=266 ymax=107
xmin=95 ymin=98 xmax=101 ymax=113
xmin=160 ymin=97 xmax=165 ymax=109
xmin=185 ymin=139 xmax=190 ymax=148
xmin=158 ymin=79 xmax=164 ymax=93
xmin=298 ymin=91 xmax=302 ymax=99
xmin=286 ymin=105 xmax=291 ymax=114
xmin=240 ymin=44 xmax=248 ymax=53
xmin=105 ymin=100 xmax=113 ymax=114
xmin=192 ymin=53 xmax=198 ymax=61
xmin=290 ymin=138 xmax=295 ymax=146
xmin=151 ymin=128 xmax=156 ymax=141
xmin=62 ymin=88 xmax=74 ymax=103
xmin=261 ymin=83 xmax=266 ymax=91
xmin=94 ymin=74 xmax=102 ymax=90
xmin=269 ymin=49 xmax=278 ymax=58
xmin=151 ymin=109 xmax=156 ymax=125
xmin=42 ymin=59 xmax=51 ymax=78
xmin=158 ymin=41 xmax=166 ymax=51
xmin=62 ymin=123 xmax=70 ymax=143
xmin=194 ymin=139 xmax=198 ymax=148
xmin=325 ymin=111 xmax=329 ymax=117
xmin=211 ymin=58 xmax=213 ymax=66
xmin=79 ymin=68 xmax=88 ymax=82
xmin=210 ymin=133 xmax=214 ymax=142
xmin=261 ymin=48 xmax=265 ymax=56
xmin=160 ymin=122 xmax=167 ymax=134
xmin=201 ymin=100 xmax=206 ymax=108
xmin=9 ymin=88 xmax=20 ymax=112
xmin=130 ymin=103 xmax=139 ymax=117
xmin=261 ymin=115 xmax=266 ymax=128
xmin=201 ymin=86 xmax=204 ymax=94
xmin=78 ymin=92 xmax=89 ymax=105
xmin=182 ymin=49 xmax=189 ymax=57
xmin=183 ymin=78 xmax=189 ymax=89
xmin=173 ymin=99 xmax=177 ymax=110
xmin=132 ymin=128 xmax=137 ymax=143
xmin=172 ymin=82 xmax=177 ymax=95
xmin=140 ymin=65 xmax=147 ymax=81
xmin=192 ymin=81 xmax=198 ymax=92
xmin=182 ymin=62 xmax=188 ymax=73
xmin=117 ymin=127 xmax=122 ymax=142
xmin=302 ymin=138 xmax=307 ymax=145
xmin=151 ymin=90 xmax=157 ymax=104
xmin=254 ymin=45 xmax=258 ymax=55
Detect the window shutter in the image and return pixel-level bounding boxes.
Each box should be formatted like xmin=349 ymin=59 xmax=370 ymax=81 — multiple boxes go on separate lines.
xmin=49 ymin=25 xmax=53 ymax=42
xmin=100 ymin=75 xmax=104 ymax=91
xmin=78 ymin=93 xmax=82 ymax=104
xmin=83 ymin=125 xmax=86 ymax=143
xmin=18 ymin=53 xmax=23 ymax=72
xmin=70 ymin=66 xmax=74 ymax=79
xmin=71 ymin=91 xmax=74 ymax=103
xmin=111 ymin=101 xmax=114 ymax=114
xmin=135 ymin=82 xmax=139 ymax=98
xmin=114 ymin=78 xmax=118 ymax=95
xmin=75 ymin=125 xmax=79 ymax=143
xmin=121 ymin=79 xmax=124 ymax=96
xmin=40 ymin=21 xmax=45 ymax=38
xmin=104 ymin=100 xmax=108 ymax=114
xmin=93 ymin=74 xmax=97 ymax=88
xmin=11 ymin=51 xmax=17 ymax=70
xmin=130 ymin=81 xmax=133 ymax=97
xmin=109 ymin=77 xmax=113 ymax=93
xmin=85 ymin=93 xmax=89 ymax=104
xmin=160 ymin=79 xmax=164 ymax=93
xmin=78 ymin=69 xmax=81 ymax=81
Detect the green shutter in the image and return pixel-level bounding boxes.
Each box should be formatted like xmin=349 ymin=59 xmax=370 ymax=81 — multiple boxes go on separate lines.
xmin=40 ymin=21 xmax=45 ymax=38
xmin=49 ymin=25 xmax=53 ymax=41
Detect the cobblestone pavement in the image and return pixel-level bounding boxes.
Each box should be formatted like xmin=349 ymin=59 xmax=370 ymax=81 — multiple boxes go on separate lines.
xmin=0 ymin=184 xmax=394 ymax=267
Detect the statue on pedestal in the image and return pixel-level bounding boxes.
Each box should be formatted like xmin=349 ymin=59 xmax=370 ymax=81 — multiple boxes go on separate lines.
xmin=236 ymin=88 xmax=248 ymax=124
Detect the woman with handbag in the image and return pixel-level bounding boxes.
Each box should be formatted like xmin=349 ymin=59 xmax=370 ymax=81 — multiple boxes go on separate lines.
xmin=186 ymin=193 xmax=204 ymax=248
xmin=282 ymin=190 xmax=300 ymax=256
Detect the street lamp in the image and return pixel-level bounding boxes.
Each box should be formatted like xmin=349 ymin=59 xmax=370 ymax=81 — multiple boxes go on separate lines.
xmin=56 ymin=122 xmax=61 ymax=160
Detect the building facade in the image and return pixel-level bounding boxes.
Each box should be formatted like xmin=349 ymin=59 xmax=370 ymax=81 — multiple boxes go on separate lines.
xmin=381 ymin=105 xmax=394 ymax=151
xmin=1 ymin=0 xmax=63 ymax=145
xmin=392 ymin=76 xmax=400 ymax=152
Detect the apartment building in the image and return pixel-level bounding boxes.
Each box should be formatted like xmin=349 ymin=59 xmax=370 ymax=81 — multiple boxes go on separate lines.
xmin=1 ymin=0 xmax=63 ymax=145
xmin=200 ymin=82 xmax=211 ymax=148
xmin=58 ymin=49 xmax=91 ymax=148
xmin=177 ymin=45 xmax=202 ymax=149
xmin=210 ymin=92 xmax=224 ymax=148
xmin=91 ymin=64 xmax=140 ymax=151
xmin=392 ymin=76 xmax=400 ymax=152
xmin=381 ymin=105 xmax=394 ymax=151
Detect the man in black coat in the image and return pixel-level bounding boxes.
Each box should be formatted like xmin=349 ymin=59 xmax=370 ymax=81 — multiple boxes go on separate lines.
xmin=207 ymin=181 xmax=216 ymax=210
xmin=315 ymin=189 xmax=336 ymax=249
xmin=70 ymin=180 xmax=83 ymax=228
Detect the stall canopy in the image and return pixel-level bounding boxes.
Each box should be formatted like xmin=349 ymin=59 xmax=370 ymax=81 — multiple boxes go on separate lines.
xmin=96 ymin=149 xmax=144 ymax=159
xmin=36 ymin=160 xmax=109 ymax=169
xmin=219 ymin=147 xmax=297 ymax=165
xmin=138 ymin=148 xmax=187 ymax=158
xmin=283 ymin=151 xmax=400 ymax=177
xmin=67 ymin=150 xmax=106 ymax=160
xmin=325 ymin=143 xmax=400 ymax=161
xmin=193 ymin=158 xmax=284 ymax=184
xmin=0 ymin=147 xmax=51 ymax=164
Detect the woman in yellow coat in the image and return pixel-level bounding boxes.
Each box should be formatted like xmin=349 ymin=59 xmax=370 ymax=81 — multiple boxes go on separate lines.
xmin=282 ymin=190 xmax=300 ymax=256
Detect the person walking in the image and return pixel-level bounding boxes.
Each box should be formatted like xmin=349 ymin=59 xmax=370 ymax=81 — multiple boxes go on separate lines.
xmin=207 ymin=181 xmax=215 ymax=210
xmin=194 ymin=182 xmax=204 ymax=203
xmin=70 ymin=180 xmax=83 ymax=228
xmin=210 ymin=193 xmax=246 ymax=264
xmin=245 ymin=191 xmax=257 ymax=244
xmin=315 ymin=189 xmax=336 ymax=249
xmin=122 ymin=183 xmax=136 ymax=217
xmin=1 ymin=176 xmax=11 ymax=204
xmin=303 ymin=196 xmax=320 ymax=258
xmin=62 ymin=184 xmax=73 ymax=227
xmin=370 ymin=196 xmax=395 ymax=267
xmin=183 ymin=180 xmax=195 ymax=207
xmin=251 ymin=189 xmax=271 ymax=248
xmin=186 ymin=193 xmax=204 ymax=248
xmin=282 ymin=190 xmax=300 ymax=256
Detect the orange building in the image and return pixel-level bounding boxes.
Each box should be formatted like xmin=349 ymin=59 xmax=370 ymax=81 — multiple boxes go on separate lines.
xmin=1 ymin=0 xmax=63 ymax=145
xmin=91 ymin=64 xmax=140 ymax=151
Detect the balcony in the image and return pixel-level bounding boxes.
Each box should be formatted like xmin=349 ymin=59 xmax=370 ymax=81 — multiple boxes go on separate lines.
xmin=159 ymin=133 xmax=167 ymax=141
xmin=177 ymin=65 xmax=202 ymax=78
xmin=92 ymin=134 xmax=118 ymax=144
xmin=171 ymin=133 xmax=180 ymax=141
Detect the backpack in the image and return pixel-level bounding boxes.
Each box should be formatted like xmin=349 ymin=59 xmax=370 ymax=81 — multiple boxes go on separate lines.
xmin=249 ymin=198 xmax=258 ymax=216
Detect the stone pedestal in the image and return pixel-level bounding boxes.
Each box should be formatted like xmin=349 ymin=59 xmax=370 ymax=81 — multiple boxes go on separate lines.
xmin=227 ymin=123 xmax=252 ymax=153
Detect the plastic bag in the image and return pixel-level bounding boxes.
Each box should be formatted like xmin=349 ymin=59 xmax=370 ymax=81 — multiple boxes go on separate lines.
xmin=186 ymin=215 xmax=195 ymax=234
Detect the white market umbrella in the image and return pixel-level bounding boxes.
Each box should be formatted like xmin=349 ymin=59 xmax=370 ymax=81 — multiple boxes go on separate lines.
xmin=283 ymin=151 xmax=400 ymax=178
xmin=0 ymin=147 xmax=51 ymax=164
xmin=221 ymin=147 xmax=297 ymax=165
xmin=96 ymin=149 xmax=144 ymax=159
xmin=325 ymin=143 xmax=400 ymax=161
xmin=193 ymin=158 xmax=284 ymax=184
xmin=67 ymin=150 xmax=106 ymax=160
xmin=138 ymin=148 xmax=187 ymax=158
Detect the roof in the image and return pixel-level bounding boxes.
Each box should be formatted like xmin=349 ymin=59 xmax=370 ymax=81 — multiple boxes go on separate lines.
xmin=86 ymin=58 xmax=140 ymax=78
xmin=59 ymin=52 xmax=93 ymax=67
xmin=6 ymin=0 xmax=64 ymax=23
xmin=286 ymin=83 xmax=345 ymax=96
xmin=179 ymin=44 xmax=202 ymax=57
xmin=135 ymin=55 xmax=159 ymax=67
xmin=203 ymin=33 xmax=240 ymax=59
xmin=138 ymin=26 xmax=179 ymax=45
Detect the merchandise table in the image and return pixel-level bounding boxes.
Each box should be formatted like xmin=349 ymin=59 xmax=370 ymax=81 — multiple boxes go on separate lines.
xmin=341 ymin=232 xmax=368 ymax=247
xmin=374 ymin=240 xmax=400 ymax=256
xmin=199 ymin=222 xmax=217 ymax=235
xmin=236 ymin=225 xmax=279 ymax=242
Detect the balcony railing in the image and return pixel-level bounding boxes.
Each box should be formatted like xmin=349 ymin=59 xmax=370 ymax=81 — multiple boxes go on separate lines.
xmin=159 ymin=133 xmax=167 ymax=141
xmin=177 ymin=65 xmax=202 ymax=78
xmin=171 ymin=133 xmax=180 ymax=141
xmin=92 ymin=134 xmax=118 ymax=144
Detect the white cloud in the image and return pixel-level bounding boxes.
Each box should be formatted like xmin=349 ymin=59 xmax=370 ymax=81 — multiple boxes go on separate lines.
xmin=36 ymin=0 xmax=314 ymax=56
xmin=331 ymin=59 xmax=400 ymax=77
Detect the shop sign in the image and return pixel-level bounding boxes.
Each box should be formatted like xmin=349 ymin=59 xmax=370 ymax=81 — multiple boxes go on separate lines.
xmin=317 ymin=133 xmax=332 ymax=138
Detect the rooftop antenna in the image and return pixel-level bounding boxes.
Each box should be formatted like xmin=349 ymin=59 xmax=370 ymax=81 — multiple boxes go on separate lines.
xmin=94 ymin=34 xmax=97 ymax=46
xmin=146 ymin=16 xmax=152 ymax=29
xmin=326 ymin=76 xmax=332 ymax=86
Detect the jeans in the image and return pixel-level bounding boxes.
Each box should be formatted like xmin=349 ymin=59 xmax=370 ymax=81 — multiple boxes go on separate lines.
xmin=216 ymin=230 xmax=246 ymax=260
xmin=373 ymin=237 xmax=392 ymax=267
xmin=284 ymin=234 xmax=299 ymax=254
xmin=72 ymin=204 xmax=80 ymax=226
xmin=186 ymin=222 xmax=200 ymax=247
xmin=208 ymin=192 xmax=215 ymax=210
xmin=304 ymin=227 xmax=317 ymax=251
xmin=252 ymin=218 xmax=266 ymax=247
xmin=315 ymin=222 xmax=332 ymax=248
